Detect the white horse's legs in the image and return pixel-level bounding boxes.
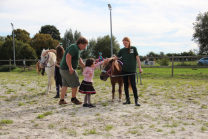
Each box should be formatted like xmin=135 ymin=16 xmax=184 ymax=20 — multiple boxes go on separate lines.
xmin=46 ymin=77 xmax=50 ymax=95
xmin=46 ymin=75 xmax=52 ymax=95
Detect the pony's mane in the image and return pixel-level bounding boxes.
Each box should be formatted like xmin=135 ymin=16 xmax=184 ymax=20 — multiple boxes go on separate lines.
xmin=103 ymin=57 xmax=114 ymax=66
xmin=103 ymin=57 xmax=121 ymax=72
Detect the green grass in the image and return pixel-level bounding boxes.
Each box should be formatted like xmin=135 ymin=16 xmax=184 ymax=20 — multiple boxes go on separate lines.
xmin=2 ymin=66 xmax=208 ymax=80
xmin=105 ymin=125 xmax=113 ymax=131
xmin=36 ymin=111 xmax=53 ymax=119
xmin=83 ymin=128 xmax=97 ymax=135
xmin=139 ymin=68 xmax=208 ymax=79
xmin=0 ymin=120 xmax=13 ymax=125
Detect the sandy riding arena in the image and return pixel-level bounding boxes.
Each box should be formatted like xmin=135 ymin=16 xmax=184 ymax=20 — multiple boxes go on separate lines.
xmin=0 ymin=71 xmax=208 ymax=138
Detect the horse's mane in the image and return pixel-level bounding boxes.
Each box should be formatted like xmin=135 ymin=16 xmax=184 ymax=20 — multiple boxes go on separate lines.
xmin=41 ymin=49 xmax=56 ymax=60
xmin=103 ymin=57 xmax=121 ymax=72
xmin=49 ymin=51 xmax=56 ymax=61
xmin=103 ymin=57 xmax=114 ymax=66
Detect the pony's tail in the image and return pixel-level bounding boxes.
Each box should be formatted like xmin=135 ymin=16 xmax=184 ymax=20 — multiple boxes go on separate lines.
xmin=36 ymin=62 xmax=40 ymax=75
xmin=128 ymin=78 xmax=133 ymax=93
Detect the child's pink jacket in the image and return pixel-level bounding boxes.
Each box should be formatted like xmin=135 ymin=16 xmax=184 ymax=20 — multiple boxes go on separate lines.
xmin=83 ymin=61 xmax=104 ymax=82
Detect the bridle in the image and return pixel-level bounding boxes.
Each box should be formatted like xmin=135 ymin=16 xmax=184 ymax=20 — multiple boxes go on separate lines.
xmin=102 ymin=66 xmax=112 ymax=77
xmin=101 ymin=60 xmax=123 ymax=77
xmin=39 ymin=54 xmax=53 ymax=68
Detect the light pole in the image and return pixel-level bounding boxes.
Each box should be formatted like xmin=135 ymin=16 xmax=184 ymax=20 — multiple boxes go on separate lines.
xmin=108 ymin=4 xmax=113 ymax=56
xmin=11 ymin=23 xmax=16 ymax=66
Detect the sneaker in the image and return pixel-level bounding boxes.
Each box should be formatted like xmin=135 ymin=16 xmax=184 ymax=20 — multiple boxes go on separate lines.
xmin=59 ymin=100 xmax=68 ymax=105
xmin=83 ymin=103 xmax=89 ymax=107
xmin=88 ymin=103 xmax=96 ymax=108
xmin=71 ymin=97 xmax=82 ymax=105
xmin=54 ymin=95 xmax=60 ymax=98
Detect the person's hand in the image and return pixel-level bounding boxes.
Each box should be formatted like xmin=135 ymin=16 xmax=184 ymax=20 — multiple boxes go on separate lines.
xmin=89 ymin=73 xmax=93 ymax=77
xmin=139 ymin=68 xmax=143 ymax=74
xmin=103 ymin=58 xmax=108 ymax=63
xmin=69 ymin=68 xmax=74 ymax=74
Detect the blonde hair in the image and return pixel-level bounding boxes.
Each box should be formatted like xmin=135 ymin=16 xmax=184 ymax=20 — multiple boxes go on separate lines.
xmin=122 ymin=37 xmax=131 ymax=53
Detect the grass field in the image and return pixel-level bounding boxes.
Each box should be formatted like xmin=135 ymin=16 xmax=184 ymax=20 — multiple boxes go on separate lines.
xmin=0 ymin=67 xmax=208 ymax=138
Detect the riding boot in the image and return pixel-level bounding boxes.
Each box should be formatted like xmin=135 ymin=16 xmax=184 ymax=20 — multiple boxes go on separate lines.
xmin=135 ymin=99 xmax=140 ymax=106
xmin=123 ymin=97 xmax=131 ymax=105
xmin=54 ymin=85 xmax=60 ymax=98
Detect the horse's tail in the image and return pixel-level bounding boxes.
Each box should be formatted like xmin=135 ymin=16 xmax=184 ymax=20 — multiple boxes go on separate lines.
xmin=128 ymin=78 xmax=133 ymax=93
xmin=36 ymin=62 xmax=40 ymax=75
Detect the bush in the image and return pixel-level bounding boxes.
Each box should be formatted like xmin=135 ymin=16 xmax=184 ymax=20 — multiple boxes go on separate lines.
xmin=0 ymin=65 xmax=16 ymax=72
xmin=176 ymin=63 xmax=192 ymax=66
xmin=157 ymin=58 xmax=169 ymax=66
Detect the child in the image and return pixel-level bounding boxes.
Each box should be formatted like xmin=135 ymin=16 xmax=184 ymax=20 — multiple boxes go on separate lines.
xmin=79 ymin=58 xmax=104 ymax=107
xmin=98 ymin=52 xmax=104 ymax=70
xmin=43 ymin=43 xmax=65 ymax=98
xmin=98 ymin=52 xmax=104 ymax=62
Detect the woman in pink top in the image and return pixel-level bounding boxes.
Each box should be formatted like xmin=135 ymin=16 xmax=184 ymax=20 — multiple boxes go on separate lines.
xmin=79 ymin=58 xmax=104 ymax=108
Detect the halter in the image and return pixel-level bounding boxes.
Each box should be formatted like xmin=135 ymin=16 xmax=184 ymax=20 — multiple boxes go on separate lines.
xmin=102 ymin=60 xmax=123 ymax=77
xmin=102 ymin=59 xmax=124 ymax=78
xmin=39 ymin=54 xmax=54 ymax=68
xmin=102 ymin=67 xmax=112 ymax=77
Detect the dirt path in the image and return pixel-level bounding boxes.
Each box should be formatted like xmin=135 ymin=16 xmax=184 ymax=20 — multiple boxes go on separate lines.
xmin=0 ymin=72 xmax=208 ymax=138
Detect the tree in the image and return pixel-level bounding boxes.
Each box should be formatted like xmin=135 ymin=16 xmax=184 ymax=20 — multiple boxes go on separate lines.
xmin=193 ymin=12 xmax=208 ymax=55
xmin=62 ymin=29 xmax=82 ymax=49
xmin=0 ymin=37 xmax=13 ymax=60
xmin=146 ymin=51 xmax=160 ymax=58
xmin=0 ymin=36 xmax=6 ymax=46
xmin=93 ymin=35 xmax=120 ymax=58
xmin=14 ymin=29 xmax=31 ymax=43
xmin=39 ymin=25 xmax=61 ymax=40
xmin=6 ymin=29 xmax=31 ymax=43
xmin=80 ymin=39 xmax=96 ymax=59
xmin=30 ymin=33 xmax=59 ymax=57
xmin=159 ymin=52 xmax=165 ymax=57
xmin=0 ymin=38 xmax=37 ymax=65
xmin=87 ymin=38 xmax=96 ymax=57
xmin=73 ymin=30 xmax=81 ymax=43
xmin=63 ymin=29 xmax=74 ymax=49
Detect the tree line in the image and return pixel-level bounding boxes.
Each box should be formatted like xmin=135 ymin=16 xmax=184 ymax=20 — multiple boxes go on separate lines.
xmin=0 ymin=11 xmax=208 ymax=65
xmin=0 ymin=25 xmax=120 ymax=65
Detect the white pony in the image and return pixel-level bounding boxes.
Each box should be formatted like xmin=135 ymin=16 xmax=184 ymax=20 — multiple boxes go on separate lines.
xmin=39 ymin=49 xmax=56 ymax=95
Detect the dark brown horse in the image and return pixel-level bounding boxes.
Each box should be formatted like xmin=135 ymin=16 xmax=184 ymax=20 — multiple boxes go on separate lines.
xmin=100 ymin=58 xmax=124 ymax=102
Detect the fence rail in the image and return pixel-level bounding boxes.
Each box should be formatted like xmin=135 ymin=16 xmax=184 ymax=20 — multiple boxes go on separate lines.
xmin=0 ymin=55 xmax=208 ymax=76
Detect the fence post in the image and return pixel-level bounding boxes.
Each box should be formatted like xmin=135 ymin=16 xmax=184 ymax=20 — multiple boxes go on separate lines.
xmin=9 ymin=59 xmax=11 ymax=71
xmin=23 ymin=59 xmax=26 ymax=71
xmin=172 ymin=55 xmax=174 ymax=77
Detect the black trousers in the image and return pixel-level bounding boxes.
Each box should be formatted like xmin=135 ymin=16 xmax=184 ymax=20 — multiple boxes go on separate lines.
xmin=55 ymin=66 xmax=62 ymax=87
xmin=122 ymin=71 xmax=138 ymax=100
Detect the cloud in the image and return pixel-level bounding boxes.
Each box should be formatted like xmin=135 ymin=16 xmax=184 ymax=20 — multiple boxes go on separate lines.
xmin=0 ymin=0 xmax=207 ymax=55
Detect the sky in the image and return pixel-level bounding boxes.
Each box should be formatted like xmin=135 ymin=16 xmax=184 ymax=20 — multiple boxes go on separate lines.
xmin=0 ymin=0 xmax=208 ymax=56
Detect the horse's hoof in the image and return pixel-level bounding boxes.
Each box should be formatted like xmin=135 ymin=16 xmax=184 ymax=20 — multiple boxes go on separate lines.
xmin=118 ymin=99 xmax=122 ymax=102
xmin=111 ymin=99 xmax=115 ymax=102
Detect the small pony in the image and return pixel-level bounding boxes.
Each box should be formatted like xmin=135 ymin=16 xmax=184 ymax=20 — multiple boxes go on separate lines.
xmin=39 ymin=49 xmax=56 ymax=95
xmin=100 ymin=57 xmax=124 ymax=102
